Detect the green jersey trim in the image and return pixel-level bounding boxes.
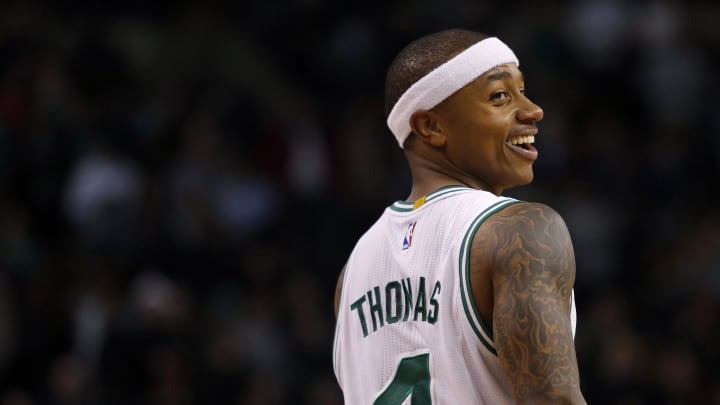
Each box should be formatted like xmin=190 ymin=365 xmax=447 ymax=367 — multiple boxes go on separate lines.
xmin=458 ymin=198 xmax=521 ymax=356
xmin=389 ymin=185 xmax=472 ymax=212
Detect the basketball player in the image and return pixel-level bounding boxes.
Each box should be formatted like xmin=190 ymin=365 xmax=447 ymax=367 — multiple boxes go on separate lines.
xmin=333 ymin=29 xmax=587 ymax=404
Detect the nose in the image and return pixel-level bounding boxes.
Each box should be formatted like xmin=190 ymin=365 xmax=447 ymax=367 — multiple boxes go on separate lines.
xmin=517 ymin=96 xmax=544 ymax=123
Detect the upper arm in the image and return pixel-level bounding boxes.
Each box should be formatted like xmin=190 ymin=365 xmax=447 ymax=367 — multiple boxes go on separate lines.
xmin=334 ymin=265 xmax=346 ymax=319
xmin=472 ymin=202 xmax=585 ymax=404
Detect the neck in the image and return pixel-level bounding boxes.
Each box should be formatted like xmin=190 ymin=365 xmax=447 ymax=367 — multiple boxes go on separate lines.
xmin=404 ymin=151 xmax=502 ymax=201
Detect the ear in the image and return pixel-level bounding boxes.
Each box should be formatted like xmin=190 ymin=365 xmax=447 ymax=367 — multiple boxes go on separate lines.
xmin=409 ymin=110 xmax=447 ymax=147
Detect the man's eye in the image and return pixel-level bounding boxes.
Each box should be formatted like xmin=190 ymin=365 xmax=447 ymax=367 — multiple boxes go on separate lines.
xmin=520 ymin=88 xmax=527 ymax=96
xmin=490 ymin=91 xmax=508 ymax=100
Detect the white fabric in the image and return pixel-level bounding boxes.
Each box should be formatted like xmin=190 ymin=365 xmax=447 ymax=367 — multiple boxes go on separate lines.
xmin=387 ymin=37 xmax=519 ymax=148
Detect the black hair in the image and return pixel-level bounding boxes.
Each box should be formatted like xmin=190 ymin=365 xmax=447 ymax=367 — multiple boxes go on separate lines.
xmin=384 ymin=29 xmax=490 ymax=117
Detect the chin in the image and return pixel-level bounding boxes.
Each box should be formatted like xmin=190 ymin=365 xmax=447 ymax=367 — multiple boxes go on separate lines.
xmin=514 ymin=168 xmax=535 ymax=186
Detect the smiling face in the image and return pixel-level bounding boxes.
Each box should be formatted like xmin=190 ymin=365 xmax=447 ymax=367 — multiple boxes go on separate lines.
xmin=429 ymin=63 xmax=544 ymax=194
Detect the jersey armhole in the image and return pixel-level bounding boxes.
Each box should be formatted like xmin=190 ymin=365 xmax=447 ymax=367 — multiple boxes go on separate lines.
xmin=457 ymin=198 xmax=521 ymax=356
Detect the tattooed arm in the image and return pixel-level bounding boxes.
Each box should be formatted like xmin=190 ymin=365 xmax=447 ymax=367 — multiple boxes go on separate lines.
xmin=471 ymin=202 xmax=586 ymax=404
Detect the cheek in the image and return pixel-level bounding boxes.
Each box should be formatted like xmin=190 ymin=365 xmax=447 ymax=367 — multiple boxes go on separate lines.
xmin=469 ymin=120 xmax=507 ymax=152
xmin=446 ymin=109 xmax=508 ymax=152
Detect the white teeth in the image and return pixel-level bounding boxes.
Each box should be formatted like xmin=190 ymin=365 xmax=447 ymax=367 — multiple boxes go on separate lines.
xmin=509 ymin=135 xmax=535 ymax=145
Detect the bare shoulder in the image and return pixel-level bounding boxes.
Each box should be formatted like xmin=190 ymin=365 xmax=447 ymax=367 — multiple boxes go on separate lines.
xmin=471 ymin=201 xmax=574 ymax=278
xmin=470 ymin=202 xmax=575 ymax=289
xmin=471 ymin=202 xmax=585 ymax=404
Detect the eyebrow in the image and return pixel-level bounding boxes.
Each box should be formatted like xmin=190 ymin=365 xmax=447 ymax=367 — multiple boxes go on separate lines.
xmin=485 ymin=70 xmax=524 ymax=83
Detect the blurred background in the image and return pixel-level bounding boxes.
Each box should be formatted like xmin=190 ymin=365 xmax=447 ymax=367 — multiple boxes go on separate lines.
xmin=0 ymin=0 xmax=718 ymax=404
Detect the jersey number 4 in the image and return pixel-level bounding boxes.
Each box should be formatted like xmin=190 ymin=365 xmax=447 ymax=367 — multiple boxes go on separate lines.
xmin=374 ymin=352 xmax=431 ymax=404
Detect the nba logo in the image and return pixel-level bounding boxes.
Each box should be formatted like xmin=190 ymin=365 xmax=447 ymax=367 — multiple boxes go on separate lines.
xmin=402 ymin=221 xmax=417 ymax=250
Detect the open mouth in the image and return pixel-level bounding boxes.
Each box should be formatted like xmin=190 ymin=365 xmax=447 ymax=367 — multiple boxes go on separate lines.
xmin=507 ymin=135 xmax=536 ymax=151
xmin=505 ymin=135 xmax=538 ymax=161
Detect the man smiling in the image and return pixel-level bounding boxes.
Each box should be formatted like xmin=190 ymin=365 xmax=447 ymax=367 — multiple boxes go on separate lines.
xmin=333 ymin=29 xmax=587 ymax=404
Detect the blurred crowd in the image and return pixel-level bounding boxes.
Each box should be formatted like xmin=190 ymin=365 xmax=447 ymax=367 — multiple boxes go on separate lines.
xmin=0 ymin=1 xmax=718 ymax=404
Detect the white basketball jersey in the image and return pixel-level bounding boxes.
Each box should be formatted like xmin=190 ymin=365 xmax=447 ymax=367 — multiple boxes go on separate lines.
xmin=333 ymin=186 xmax=577 ymax=404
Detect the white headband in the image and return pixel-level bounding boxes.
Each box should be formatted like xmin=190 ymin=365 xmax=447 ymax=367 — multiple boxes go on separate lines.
xmin=387 ymin=37 xmax=519 ymax=148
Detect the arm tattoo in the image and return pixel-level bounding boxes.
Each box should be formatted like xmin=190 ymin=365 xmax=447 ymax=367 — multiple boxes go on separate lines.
xmin=476 ymin=203 xmax=585 ymax=403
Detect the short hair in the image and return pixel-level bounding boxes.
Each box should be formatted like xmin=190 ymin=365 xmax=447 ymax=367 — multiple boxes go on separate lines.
xmin=384 ymin=29 xmax=490 ymax=117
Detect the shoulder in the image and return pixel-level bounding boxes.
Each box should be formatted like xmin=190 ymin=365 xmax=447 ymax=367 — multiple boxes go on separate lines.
xmin=484 ymin=201 xmax=570 ymax=235
xmin=470 ymin=201 xmax=575 ymax=277
xmin=475 ymin=201 xmax=571 ymax=241
xmin=444 ymin=188 xmax=520 ymax=226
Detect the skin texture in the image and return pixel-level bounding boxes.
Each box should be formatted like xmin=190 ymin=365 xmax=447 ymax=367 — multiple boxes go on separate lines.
xmin=335 ymin=58 xmax=586 ymax=403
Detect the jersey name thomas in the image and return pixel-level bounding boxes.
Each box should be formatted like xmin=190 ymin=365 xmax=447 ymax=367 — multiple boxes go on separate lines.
xmin=350 ymin=276 xmax=441 ymax=338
